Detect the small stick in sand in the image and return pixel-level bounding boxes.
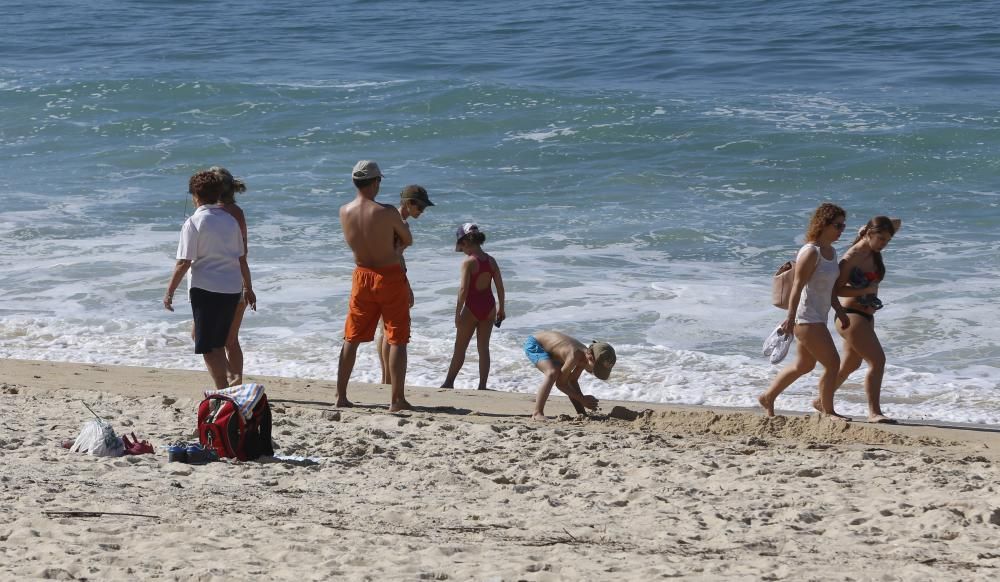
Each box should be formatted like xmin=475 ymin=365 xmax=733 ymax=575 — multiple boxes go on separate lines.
xmin=43 ymin=511 xmax=160 ymax=520
xmin=81 ymin=401 xmax=104 ymax=422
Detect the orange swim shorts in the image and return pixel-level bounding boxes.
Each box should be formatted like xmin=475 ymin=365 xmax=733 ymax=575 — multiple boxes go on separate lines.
xmin=343 ymin=264 xmax=410 ymax=345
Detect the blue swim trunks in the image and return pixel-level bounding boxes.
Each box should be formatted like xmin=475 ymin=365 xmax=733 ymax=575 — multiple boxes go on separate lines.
xmin=523 ymin=335 xmax=552 ymax=365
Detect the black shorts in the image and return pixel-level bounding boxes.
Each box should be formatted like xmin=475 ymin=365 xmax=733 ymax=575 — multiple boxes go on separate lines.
xmin=189 ymin=287 xmax=241 ymax=354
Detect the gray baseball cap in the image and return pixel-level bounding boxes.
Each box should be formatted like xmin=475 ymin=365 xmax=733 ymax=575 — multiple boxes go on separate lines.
xmin=352 ymin=160 xmax=383 ymax=180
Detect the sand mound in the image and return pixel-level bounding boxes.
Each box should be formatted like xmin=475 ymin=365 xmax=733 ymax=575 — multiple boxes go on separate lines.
xmin=606 ymin=407 xmax=943 ymax=446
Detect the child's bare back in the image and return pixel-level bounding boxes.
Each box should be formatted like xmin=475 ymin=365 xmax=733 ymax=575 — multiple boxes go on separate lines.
xmin=531 ymin=331 xmax=587 ymax=368
xmin=525 ymin=330 xmax=616 ymax=420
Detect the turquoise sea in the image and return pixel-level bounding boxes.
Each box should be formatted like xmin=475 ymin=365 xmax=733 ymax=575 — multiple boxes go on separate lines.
xmin=2 ymin=0 xmax=999 ymax=422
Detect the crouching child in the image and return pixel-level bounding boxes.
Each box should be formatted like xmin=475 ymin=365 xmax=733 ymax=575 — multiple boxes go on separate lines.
xmin=523 ymin=330 xmax=616 ymax=420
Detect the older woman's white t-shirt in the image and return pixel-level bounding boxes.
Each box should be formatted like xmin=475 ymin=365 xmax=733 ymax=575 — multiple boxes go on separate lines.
xmin=176 ymin=204 xmax=244 ymax=294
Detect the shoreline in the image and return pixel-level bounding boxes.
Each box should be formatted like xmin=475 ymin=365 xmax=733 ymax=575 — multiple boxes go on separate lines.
xmin=4 ymin=357 xmax=999 ymax=449
xmin=3 ymin=357 xmax=1000 ymax=580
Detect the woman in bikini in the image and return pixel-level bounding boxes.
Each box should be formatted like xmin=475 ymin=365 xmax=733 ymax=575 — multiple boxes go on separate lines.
xmin=832 ymin=216 xmax=901 ymax=423
xmin=441 ymin=223 xmax=506 ymax=390
xmin=214 ymin=166 xmax=254 ymax=386
xmin=758 ymin=203 xmax=851 ymax=420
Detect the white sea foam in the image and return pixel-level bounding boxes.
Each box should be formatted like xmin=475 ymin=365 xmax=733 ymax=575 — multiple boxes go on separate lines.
xmin=504 ymin=127 xmax=577 ymax=142
xmin=2 ymin=211 xmax=998 ymax=424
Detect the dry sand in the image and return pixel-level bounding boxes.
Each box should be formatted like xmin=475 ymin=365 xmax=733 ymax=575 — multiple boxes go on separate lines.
xmin=2 ymin=358 xmax=999 ymax=581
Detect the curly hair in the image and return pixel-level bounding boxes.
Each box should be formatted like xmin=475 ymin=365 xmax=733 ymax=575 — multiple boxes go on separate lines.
xmin=188 ymin=170 xmax=227 ymax=204
xmin=804 ymin=202 xmax=846 ymax=242
xmin=851 ymin=215 xmax=897 ymax=280
xmin=209 ymin=166 xmax=247 ymax=205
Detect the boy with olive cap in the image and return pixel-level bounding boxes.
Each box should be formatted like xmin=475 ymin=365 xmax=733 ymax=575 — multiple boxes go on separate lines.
xmin=523 ymin=330 xmax=616 ymax=420
xmin=377 ymin=184 xmax=434 ymax=385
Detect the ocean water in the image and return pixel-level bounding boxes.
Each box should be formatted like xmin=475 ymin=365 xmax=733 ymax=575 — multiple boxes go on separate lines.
xmin=2 ymin=0 xmax=999 ymax=423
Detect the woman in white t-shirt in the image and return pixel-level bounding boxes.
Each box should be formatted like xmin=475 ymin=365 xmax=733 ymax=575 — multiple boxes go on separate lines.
xmin=163 ymin=170 xmax=257 ymax=389
xmin=759 ymin=203 xmax=851 ymax=420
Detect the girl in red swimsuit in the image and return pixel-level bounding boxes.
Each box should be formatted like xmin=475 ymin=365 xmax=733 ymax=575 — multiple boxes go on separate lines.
xmin=441 ymin=223 xmax=506 ymax=390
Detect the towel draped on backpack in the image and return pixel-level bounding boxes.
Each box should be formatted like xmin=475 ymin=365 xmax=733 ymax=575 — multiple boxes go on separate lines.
xmin=198 ymin=383 xmax=273 ymax=461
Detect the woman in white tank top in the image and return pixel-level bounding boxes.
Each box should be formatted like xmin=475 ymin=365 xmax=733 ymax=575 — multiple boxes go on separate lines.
xmin=759 ymin=203 xmax=851 ymax=421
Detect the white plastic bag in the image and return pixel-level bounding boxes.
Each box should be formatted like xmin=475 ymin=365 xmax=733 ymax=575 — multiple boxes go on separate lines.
xmin=762 ymin=325 xmax=793 ymax=365
xmin=70 ymin=419 xmax=125 ymax=457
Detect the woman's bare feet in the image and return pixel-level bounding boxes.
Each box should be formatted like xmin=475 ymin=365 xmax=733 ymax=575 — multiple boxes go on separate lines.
xmin=531 ymin=412 xmax=548 ymax=422
xmin=440 ymin=382 xmax=454 ymax=389
xmin=758 ymin=393 xmax=776 ymax=417
xmin=868 ymin=413 xmax=897 ymax=424
xmin=335 ymin=398 xmax=354 ymax=408
xmin=389 ymin=399 xmax=414 ymax=413
xmin=812 ymin=399 xmax=851 ymax=421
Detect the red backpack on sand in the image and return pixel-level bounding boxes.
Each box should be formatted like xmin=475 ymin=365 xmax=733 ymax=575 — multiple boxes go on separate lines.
xmin=198 ymin=393 xmax=274 ymax=461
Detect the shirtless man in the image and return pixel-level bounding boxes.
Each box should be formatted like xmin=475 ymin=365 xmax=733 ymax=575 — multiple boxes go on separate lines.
xmin=336 ymin=160 xmax=414 ymax=412
xmin=523 ymin=330 xmax=616 ymax=420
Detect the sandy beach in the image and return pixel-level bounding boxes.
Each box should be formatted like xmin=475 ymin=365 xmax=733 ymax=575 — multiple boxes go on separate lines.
xmin=1 ymin=358 xmax=998 ymax=581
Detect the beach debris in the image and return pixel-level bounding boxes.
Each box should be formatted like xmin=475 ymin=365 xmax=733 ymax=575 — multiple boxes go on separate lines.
xmin=608 ymin=406 xmax=653 ymax=421
xmin=43 ymin=510 xmax=160 ymax=520
xmin=260 ymin=454 xmax=321 ymax=466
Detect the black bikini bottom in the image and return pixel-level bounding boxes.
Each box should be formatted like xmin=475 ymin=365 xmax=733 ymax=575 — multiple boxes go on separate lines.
xmin=843 ymin=308 xmax=874 ymax=323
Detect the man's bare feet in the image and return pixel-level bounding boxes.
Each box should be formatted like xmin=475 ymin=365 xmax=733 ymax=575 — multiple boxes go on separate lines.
xmin=531 ymin=412 xmax=548 ymax=422
xmin=811 ymin=398 xmax=823 ymax=413
xmin=440 ymin=383 xmax=454 ymax=389
xmin=389 ymin=399 xmax=414 ymax=413
xmin=758 ymin=393 xmax=776 ymax=417
xmin=335 ymin=398 xmax=354 ymax=408
xmin=868 ymin=414 xmax=897 ymax=424
xmin=825 ymin=411 xmax=852 ymax=422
